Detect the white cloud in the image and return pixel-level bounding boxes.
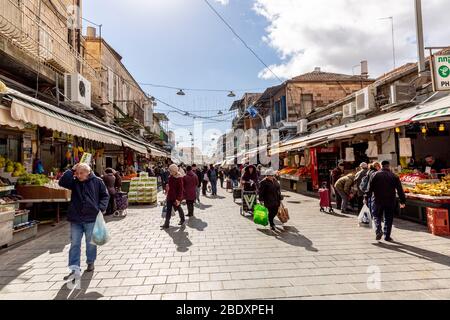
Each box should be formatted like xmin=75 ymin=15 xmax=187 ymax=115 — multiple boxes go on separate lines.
xmin=253 ymin=0 xmax=448 ymax=79
xmin=215 ymin=0 xmax=230 ymax=5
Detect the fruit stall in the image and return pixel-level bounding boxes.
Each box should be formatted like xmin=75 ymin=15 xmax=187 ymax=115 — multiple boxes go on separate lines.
xmin=15 ymin=174 xmax=71 ymax=224
xmin=400 ymin=172 xmax=450 ymax=226
xmin=278 ymin=166 xmax=313 ymax=194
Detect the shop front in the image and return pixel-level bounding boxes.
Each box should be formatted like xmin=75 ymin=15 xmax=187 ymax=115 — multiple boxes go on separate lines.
xmin=394 ymin=99 xmax=450 ymax=226
xmin=0 ymin=89 xmax=160 ymax=247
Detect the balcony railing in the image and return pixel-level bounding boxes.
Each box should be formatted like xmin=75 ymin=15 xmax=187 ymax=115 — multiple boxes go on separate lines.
xmin=0 ymin=0 xmax=97 ymax=79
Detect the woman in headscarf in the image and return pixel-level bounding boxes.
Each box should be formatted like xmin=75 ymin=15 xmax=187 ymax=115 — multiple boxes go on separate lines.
xmin=240 ymin=164 xmax=258 ymax=192
xmin=259 ymin=168 xmax=283 ymax=231
xmin=161 ymin=164 xmax=185 ymax=229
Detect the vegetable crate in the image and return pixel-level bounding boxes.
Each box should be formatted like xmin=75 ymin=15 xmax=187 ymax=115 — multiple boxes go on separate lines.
xmin=427 ymin=208 xmax=450 ymax=236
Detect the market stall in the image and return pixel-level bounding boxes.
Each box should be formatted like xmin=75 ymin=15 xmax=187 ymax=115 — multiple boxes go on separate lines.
xmin=394 ymin=108 xmax=450 ymax=229
xmin=278 ymin=149 xmax=313 ymax=194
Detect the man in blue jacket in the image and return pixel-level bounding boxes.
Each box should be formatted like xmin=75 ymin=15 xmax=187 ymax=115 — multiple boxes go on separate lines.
xmin=59 ymin=163 xmax=109 ymax=280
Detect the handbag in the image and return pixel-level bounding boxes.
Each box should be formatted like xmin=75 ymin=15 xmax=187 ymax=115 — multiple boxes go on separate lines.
xmin=277 ymin=202 xmax=290 ymax=223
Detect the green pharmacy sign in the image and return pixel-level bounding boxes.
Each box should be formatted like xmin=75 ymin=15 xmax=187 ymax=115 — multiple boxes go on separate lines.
xmin=434 ymin=55 xmax=450 ymax=91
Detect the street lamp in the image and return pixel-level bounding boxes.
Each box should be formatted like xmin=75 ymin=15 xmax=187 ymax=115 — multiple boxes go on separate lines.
xmin=177 ymin=89 xmax=186 ymax=96
xmin=228 ymin=91 xmax=236 ymax=98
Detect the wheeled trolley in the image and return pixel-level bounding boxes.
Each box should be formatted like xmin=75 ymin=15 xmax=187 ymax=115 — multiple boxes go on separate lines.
xmin=240 ymin=190 xmax=258 ymax=216
xmin=233 ymin=187 xmax=242 ymax=202
xmin=113 ymin=192 xmax=129 ymax=217
xmin=319 ymin=183 xmax=334 ymax=214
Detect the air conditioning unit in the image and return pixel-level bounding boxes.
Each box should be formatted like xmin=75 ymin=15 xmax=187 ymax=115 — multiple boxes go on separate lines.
xmin=355 ymin=87 xmax=375 ymax=115
xmin=139 ymin=129 xmax=145 ymax=137
xmin=297 ymin=119 xmax=308 ymax=134
xmin=342 ymin=102 xmax=356 ymax=118
xmin=390 ymin=83 xmax=415 ymax=105
xmin=64 ymin=73 xmax=92 ymax=110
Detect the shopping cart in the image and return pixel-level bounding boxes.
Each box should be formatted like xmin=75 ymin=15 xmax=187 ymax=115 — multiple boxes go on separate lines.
xmin=113 ymin=192 xmax=128 ymax=217
xmin=319 ymin=182 xmax=334 ymax=214
xmin=240 ymin=190 xmax=258 ymax=216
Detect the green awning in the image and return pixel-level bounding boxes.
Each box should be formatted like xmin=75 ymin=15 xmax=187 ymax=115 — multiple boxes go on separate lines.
xmin=412 ymin=107 xmax=450 ymax=122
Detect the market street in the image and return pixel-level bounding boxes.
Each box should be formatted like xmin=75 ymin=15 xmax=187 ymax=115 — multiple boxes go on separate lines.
xmin=1 ymin=188 xmax=450 ymax=300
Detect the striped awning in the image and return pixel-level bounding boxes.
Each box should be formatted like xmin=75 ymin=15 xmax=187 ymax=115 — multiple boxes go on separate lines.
xmin=412 ymin=107 xmax=450 ymax=122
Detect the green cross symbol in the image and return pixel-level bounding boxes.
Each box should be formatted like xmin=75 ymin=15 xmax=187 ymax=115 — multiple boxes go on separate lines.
xmin=439 ymin=65 xmax=450 ymax=78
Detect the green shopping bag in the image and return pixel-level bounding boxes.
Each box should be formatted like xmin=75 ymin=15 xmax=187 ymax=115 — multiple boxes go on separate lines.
xmin=253 ymin=204 xmax=269 ymax=226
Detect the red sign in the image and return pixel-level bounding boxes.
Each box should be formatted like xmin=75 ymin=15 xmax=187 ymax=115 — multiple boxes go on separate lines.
xmin=317 ymin=147 xmax=338 ymax=154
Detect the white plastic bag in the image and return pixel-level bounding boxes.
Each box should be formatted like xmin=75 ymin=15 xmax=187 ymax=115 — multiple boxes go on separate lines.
xmin=358 ymin=205 xmax=371 ymax=226
xmin=91 ymin=212 xmax=111 ymax=246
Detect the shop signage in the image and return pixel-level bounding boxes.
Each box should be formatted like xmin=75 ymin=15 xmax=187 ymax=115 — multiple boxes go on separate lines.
xmin=317 ymin=147 xmax=337 ymax=154
xmin=432 ymin=54 xmax=450 ymax=91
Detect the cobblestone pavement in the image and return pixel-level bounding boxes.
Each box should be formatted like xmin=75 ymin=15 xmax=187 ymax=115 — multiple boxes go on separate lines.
xmin=1 ymin=186 xmax=450 ymax=300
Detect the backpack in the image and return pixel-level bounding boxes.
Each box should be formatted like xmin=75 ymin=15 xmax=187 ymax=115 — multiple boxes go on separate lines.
xmin=359 ymin=173 xmax=371 ymax=194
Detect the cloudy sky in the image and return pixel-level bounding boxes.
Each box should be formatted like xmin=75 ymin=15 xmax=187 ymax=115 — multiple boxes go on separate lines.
xmin=83 ymin=0 xmax=447 ymax=154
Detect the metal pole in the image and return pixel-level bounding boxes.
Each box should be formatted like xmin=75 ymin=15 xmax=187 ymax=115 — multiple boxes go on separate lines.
xmin=390 ymin=17 xmax=396 ymax=69
xmin=414 ymin=0 xmax=426 ymax=74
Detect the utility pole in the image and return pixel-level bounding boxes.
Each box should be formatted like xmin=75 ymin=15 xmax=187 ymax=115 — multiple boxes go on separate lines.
xmin=414 ymin=0 xmax=426 ymax=75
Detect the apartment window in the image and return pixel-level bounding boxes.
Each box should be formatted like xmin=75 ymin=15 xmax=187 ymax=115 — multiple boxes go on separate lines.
xmin=281 ymin=96 xmax=287 ymax=121
xmin=301 ymin=94 xmax=313 ymax=115
xmin=274 ymin=100 xmax=281 ymax=123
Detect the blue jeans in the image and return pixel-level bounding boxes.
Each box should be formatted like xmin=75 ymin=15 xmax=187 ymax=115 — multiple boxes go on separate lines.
xmin=69 ymin=222 xmax=97 ymax=274
xmin=231 ymin=179 xmax=238 ymax=188
xmin=210 ymin=178 xmax=217 ymax=195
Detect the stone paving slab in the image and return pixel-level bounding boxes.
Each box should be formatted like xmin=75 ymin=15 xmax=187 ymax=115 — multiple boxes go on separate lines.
xmin=1 ymin=186 xmax=450 ymax=300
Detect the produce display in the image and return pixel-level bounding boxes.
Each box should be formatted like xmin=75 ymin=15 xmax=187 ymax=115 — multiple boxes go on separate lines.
xmin=279 ymin=167 xmax=311 ymax=178
xmin=399 ymin=172 xmax=429 ymax=183
xmin=0 ymin=156 xmax=27 ymax=177
xmin=123 ymin=173 xmax=138 ymax=180
xmin=128 ymin=173 xmax=157 ymax=204
xmin=16 ymin=174 xmax=50 ymax=186
xmin=294 ymin=166 xmax=311 ymax=177
xmin=407 ymin=180 xmax=450 ymax=197
xmin=278 ymin=167 xmax=298 ymax=175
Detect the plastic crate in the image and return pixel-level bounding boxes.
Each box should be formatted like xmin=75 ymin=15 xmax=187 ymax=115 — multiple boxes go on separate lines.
xmin=14 ymin=211 xmax=29 ymax=226
xmin=427 ymin=208 xmax=450 ymax=236
xmin=10 ymin=222 xmax=38 ymax=245
xmin=0 ymin=211 xmax=14 ymax=247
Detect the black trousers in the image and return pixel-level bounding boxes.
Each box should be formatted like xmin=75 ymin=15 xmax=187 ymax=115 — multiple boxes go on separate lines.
xmin=219 ymin=178 xmax=224 ymax=188
xmin=106 ymin=195 xmax=115 ymax=215
xmin=372 ymin=202 xmax=395 ymax=238
xmin=357 ymin=195 xmax=365 ymax=213
xmin=202 ymin=181 xmax=208 ymax=195
xmin=165 ymin=200 xmax=185 ymax=226
xmin=267 ymin=206 xmax=278 ymax=227
xmin=186 ymin=200 xmax=194 ymax=216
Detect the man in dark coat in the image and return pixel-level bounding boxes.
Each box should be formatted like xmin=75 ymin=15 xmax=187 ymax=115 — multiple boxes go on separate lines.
xmin=207 ymin=164 xmax=218 ymax=196
xmin=259 ymin=168 xmax=283 ymax=231
xmin=183 ymin=166 xmax=199 ymax=217
xmin=162 ymin=164 xmax=185 ymax=229
xmin=369 ymin=161 xmax=406 ymax=242
xmin=59 ymin=163 xmax=110 ymax=279
xmin=228 ymin=166 xmax=240 ymax=188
